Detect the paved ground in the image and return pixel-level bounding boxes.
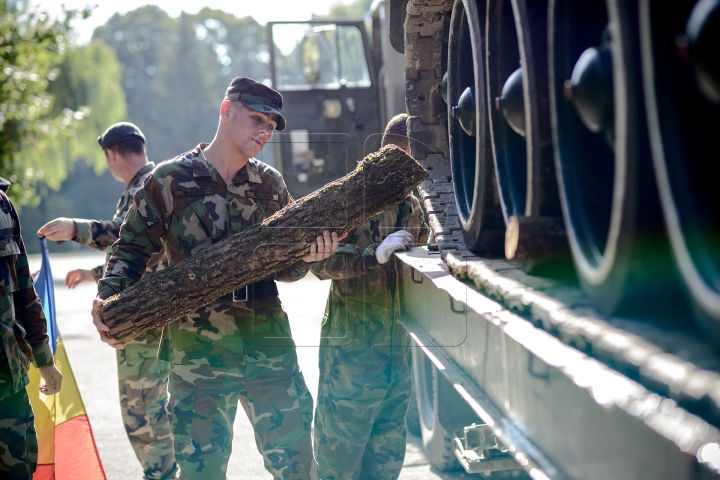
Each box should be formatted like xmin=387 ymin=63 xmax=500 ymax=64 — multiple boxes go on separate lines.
xmin=28 ymin=251 xmax=473 ymax=479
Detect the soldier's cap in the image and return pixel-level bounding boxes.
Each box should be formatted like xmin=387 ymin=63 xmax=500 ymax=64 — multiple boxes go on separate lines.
xmin=0 ymin=176 xmax=10 ymax=193
xmin=225 ymin=77 xmax=286 ymax=131
xmin=97 ymin=122 xmax=146 ymax=150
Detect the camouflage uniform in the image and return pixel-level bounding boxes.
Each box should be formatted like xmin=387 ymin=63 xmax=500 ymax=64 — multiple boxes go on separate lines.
xmin=71 ymin=162 xmax=176 ymax=479
xmin=0 ymin=190 xmax=54 ymax=479
xmin=311 ymin=196 xmax=426 ymax=480
xmin=98 ymin=144 xmax=315 ymax=480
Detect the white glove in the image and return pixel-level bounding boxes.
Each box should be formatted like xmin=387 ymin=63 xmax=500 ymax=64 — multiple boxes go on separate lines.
xmin=376 ymin=230 xmax=414 ymax=264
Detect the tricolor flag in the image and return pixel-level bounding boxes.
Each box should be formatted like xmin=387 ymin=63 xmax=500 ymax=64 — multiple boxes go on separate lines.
xmin=26 ymin=238 xmax=106 ymax=479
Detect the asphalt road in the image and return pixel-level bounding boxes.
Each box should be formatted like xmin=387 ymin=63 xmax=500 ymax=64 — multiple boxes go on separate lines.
xmin=28 ymin=251 xmax=473 ymax=480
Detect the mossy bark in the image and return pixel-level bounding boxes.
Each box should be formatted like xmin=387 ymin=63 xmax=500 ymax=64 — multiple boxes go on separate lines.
xmin=103 ymin=145 xmax=428 ymax=344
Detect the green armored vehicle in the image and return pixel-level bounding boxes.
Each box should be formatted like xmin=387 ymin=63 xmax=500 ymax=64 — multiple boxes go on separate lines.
xmin=265 ymin=0 xmax=720 ymax=477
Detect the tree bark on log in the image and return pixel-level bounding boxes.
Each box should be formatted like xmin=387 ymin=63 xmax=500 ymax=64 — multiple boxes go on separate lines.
xmin=103 ymin=145 xmax=428 ymax=344
xmin=504 ymin=215 xmax=568 ymax=261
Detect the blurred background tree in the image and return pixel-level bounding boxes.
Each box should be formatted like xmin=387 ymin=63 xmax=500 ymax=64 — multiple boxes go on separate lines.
xmin=0 ymin=0 xmax=125 ymax=207
xmin=322 ymin=0 xmax=373 ymax=18
xmin=18 ymin=0 xmax=370 ymax=253
xmin=92 ymin=6 xmax=270 ymax=162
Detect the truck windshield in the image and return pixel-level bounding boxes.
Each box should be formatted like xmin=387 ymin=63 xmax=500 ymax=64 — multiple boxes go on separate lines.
xmin=272 ymin=23 xmax=371 ymax=90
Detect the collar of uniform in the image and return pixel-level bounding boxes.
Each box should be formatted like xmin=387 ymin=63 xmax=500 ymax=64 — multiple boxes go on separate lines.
xmin=244 ymin=158 xmax=262 ymax=184
xmin=192 ymin=144 xmax=262 ymax=185
xmin=128 ymin=162 xmax=155 ymax=188
xmin=193 ymin=143 xmax=212 ymax=178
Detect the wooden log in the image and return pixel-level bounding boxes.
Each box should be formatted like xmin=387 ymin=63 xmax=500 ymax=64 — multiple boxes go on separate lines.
xmin=103 ymin=145 xmax=428 ymax=344
xmin=504 ymin=215 xmax=568 ymax=261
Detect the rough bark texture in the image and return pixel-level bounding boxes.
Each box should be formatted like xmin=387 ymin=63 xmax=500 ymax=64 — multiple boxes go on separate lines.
xmin=504 ymin=215 xmax=568 ymax=261
xmin=103 ymin=145 xmax=428 ymax=344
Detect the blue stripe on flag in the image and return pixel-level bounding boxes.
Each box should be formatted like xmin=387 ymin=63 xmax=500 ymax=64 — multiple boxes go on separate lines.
xmin=35 ymin=238 xmax=59 ymax=354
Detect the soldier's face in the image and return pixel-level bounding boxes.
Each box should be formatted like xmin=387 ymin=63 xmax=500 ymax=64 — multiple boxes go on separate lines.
xmin=226 ymin=102 xmax=277 ymax=159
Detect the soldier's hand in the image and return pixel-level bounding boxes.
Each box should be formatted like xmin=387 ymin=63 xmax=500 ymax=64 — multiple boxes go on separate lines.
xmin=92 ymin=297 xmax=124 ymax=349
xmin=66 ymin=269 xmax=95 ymax=289
xmin=303 ymin=230 xmax=346 ymax=263
xmin=376 ymin=230 xmax=414 ymax=264
xmin=37 ymin=218 xmax=76 ymax=242
xmin=38 ymin=364 xmax=62 ymax=395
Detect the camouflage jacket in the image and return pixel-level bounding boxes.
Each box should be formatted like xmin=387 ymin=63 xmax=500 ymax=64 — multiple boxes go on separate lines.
xmin=311 ymin=195 xmax=427 ymax=337
xmin=72 ymin=162 xmax=168 ymax=280
xmin=0 ymin=191 xmax=53 ymax=400
xmin=98 ymin=144 xmax=312 ymax=364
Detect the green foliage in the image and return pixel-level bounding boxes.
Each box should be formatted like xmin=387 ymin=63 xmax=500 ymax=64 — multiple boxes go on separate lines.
xmin=48 ymin=41 xmax=127 ymax=173
xmin=92 ymin=6 xmax=270 ymax=163
xmin=0 ymin=1 xmax=126 ymax=206
xmin=325 ymin=0 xmax=375 ymax=19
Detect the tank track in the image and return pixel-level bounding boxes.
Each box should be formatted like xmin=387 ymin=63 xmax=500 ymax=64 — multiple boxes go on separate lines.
xmin=404 ymin=0 xmax=720 ymax=435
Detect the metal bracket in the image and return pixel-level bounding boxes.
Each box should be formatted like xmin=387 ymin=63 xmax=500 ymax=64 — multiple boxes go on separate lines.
xmin=450 ymin=296 xmax=466 ymax=314
xmin=411 ymin=268 xmax=424 ymax=284
xmin=454 ymin=424 xmax=521 ymax=474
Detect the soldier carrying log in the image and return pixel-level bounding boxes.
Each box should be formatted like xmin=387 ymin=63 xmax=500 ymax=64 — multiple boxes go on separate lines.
xmin=91 ymin=77 xmax=342 ymax=479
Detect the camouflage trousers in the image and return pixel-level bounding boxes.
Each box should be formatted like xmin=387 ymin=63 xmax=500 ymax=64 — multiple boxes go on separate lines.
xmin=0 ymin=387 xmax=37 ymax=479
xmin=118 ymin=334 xmax=176 ymax=480
xmin=165 ymin=336 xmax=315 ymax=479
xmin=314 ymin=312 xmax=412 ymax=480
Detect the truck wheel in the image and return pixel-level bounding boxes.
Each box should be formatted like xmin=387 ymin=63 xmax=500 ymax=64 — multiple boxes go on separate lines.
xmin=412 ymin=348 xmax=459 ymax=470
xmin=405 ymin=380 xmax=422 ymax=437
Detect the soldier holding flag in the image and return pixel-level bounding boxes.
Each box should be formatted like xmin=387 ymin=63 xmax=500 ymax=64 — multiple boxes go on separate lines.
xmin=0 ymin=179 xmax=62 ymax=478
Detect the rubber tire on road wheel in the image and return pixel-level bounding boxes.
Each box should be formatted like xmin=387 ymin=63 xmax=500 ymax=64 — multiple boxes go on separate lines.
xmin=412 ymin=347 xmax=480 ymax=471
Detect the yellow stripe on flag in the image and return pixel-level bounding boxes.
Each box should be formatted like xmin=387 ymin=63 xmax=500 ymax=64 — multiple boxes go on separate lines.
xmin=27 ymin=337 xmax=106 ymax=478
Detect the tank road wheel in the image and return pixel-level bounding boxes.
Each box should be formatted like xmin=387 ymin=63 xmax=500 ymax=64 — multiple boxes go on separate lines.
xmin=486 ymin=0 xmax=561 ymax=224
xmin=447 ymin=0 xmax=506 ymax=253
xmin=548 ymin=0 xmax=678 ymax=315
xmin=641 ymin=0 xmax=720 ymax=339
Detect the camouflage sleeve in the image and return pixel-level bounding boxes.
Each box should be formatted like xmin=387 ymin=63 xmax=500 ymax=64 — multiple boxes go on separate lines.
xmin=90 ymin=264 xmax=104 ymax=282
xmin=73 ymin=218 xmax=123 ymax=251
xmin=276 ymin=259 xmax=312 ymax=283
xmin=310 ymin=243 xmax=383 ymax=281
xmin=400 ymin=195 xmax=429 ymax=245
xmin=97 ymin=177 xmax=166 ymax=300
xmin=9 ymin=204 xmax=53 ymax=367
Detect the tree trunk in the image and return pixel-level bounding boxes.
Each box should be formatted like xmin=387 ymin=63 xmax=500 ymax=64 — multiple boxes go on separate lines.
xmin=103 ymin=145 xmax=428 ymax=344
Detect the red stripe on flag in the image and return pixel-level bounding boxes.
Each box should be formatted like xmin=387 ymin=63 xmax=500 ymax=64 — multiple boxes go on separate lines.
xmin=34 ymin=464 xmax=55 ymax=480
xmin=55 ymin=415 xmax=106 ymax=479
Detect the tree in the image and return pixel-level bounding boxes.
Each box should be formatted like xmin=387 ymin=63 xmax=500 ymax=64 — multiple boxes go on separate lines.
xmin=0 ymin=1 xmax=126 ymax=206
xmin=92 ymin=7 xmax=271 ymax=163
xmin=324 ymin=0 xmax=375 ymax=19
xmin=47 ymin=41 xmax=127 ymax=174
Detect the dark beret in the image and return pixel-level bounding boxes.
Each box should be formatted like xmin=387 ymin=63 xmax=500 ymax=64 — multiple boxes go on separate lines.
xmin=97 ymin=122 xmax=146 ymax=150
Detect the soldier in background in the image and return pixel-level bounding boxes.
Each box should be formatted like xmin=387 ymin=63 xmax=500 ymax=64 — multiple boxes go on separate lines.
xmin=312 ymin=113 xmax=428 ymax=479
xmin=91 ymin=77 xmax=342 ymax=479
xmin=0 ymin=179 xmax=62 ymax=478
xmin=37 ymin=123 xmax=176 ymax=480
